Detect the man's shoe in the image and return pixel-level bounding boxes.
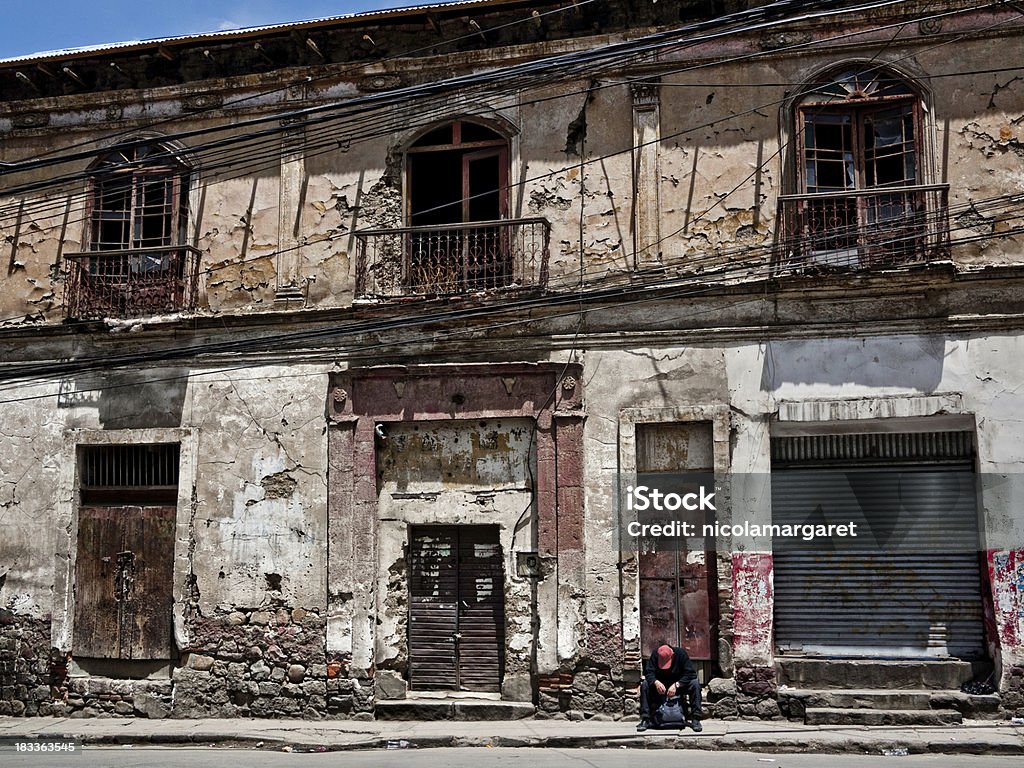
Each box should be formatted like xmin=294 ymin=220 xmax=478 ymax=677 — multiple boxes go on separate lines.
xmin=691 ymin=719 xmax=703 ymax=732
xmin=636 ymin=719 xmax=651 ymax=732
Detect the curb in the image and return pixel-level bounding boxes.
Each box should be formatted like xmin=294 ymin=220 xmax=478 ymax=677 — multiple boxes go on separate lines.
xmin=44 ymin=731 xmax=1024 ymax=756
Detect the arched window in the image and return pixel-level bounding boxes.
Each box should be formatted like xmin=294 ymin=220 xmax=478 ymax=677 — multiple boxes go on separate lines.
xmin=89 ymin=142 xmax=190 ymax=252
xmin=404 ymin=120 xmax=511 ymax=293
xmin=354 ymin=119 xmax=549 ymax=299
xmin=406 ymin=120 xmax=508 ymax=227
xmin=781 ymin=66 xmax=947 ymax=268
xmin=66 ymin=141 xmax=197 ymax=319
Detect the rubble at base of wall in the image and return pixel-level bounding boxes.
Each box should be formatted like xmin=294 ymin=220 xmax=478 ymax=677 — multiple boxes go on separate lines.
xmin=1001 ymin=666 xmax=1024 ymax=719
xmin=0 ymin=612 xmax=58 ymax=717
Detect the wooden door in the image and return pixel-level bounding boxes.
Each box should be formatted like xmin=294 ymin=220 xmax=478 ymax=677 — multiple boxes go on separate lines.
xmin=73 ymin=505 xmax=176 ymax=660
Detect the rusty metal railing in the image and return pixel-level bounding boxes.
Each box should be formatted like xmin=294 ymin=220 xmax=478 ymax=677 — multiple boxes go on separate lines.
xmin=775 ymin=183 xmax=950 ymax=272
xmin=64 ymin=245 xmax=201 ymax=320
xmin=354 ymin=218 xmax=550 ymax=298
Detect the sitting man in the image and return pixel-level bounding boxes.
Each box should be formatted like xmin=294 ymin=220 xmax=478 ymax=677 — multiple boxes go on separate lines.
xmin=637 ymin=643 xmax=702 ymax=732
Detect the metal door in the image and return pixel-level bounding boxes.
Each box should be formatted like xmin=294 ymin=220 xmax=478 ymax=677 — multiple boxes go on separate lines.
xmin=771 ymin=432 xmax=985 ymax=658
xmin=408 ymin=525 xmax=505 ymax=691
xmin=636 ymin=423 xmax=716 ymax=661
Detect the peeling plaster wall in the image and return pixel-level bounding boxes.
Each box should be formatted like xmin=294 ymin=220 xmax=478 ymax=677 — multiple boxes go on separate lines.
xmin=520 ymin=81 xmax=634 ymax=286
xmin=0 ymin=383 xmax=62 ymax=621
xmin=374 ymin=419 xmax=536 ymax=699
xmin=658 ymin=63 xmax=779 ymax=268
xmin=4 ymin=14 xmax=1024 ymax=325
xmin=188 ymin=365 xmax=328 ymax=613
xmin=582 ymin=348 xmax=730 ymax=679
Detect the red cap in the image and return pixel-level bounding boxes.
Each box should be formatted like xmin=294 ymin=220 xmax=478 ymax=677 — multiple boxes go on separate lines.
xmin=656 ymin=645 xmax=674 ymax=669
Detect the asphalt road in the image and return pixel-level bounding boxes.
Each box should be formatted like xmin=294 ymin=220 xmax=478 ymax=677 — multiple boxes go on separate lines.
xmin=4 ymin=747 xmax=1023 ymax=768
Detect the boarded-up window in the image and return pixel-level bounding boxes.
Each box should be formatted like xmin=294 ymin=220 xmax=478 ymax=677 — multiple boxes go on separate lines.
xmin=73 ymin=444 xmax=178 ymax=661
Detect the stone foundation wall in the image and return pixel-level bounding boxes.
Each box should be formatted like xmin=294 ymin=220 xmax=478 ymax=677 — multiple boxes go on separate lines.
xmin=64 ymin=678 xmax=172 ymax=718
xmin=1002 ymin=665 xmax=1024 ymax=719
xmin=172 ymin=606 xmax=371 ymax=719
xmin=706 ymin=667 xmax=782 ymax=720
xmin=0 ymin=611 xmax=59 ymax=717
xmin=536 ymin=668 xmax=628 ymax=720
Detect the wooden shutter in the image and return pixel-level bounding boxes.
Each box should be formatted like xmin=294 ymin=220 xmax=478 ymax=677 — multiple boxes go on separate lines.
xmin=408 ymin=526 xmax=505 ymax=692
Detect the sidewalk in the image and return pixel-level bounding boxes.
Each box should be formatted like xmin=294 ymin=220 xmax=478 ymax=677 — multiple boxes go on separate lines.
xmin=2 ymin=716 xmax=1023 ymax=755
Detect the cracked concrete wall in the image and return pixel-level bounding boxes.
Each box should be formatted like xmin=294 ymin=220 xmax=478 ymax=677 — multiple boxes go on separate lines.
xmin=374 ymin=419 xmax=536 ymax=700
xmin=187 ymin=365 xmax=328 ymax=614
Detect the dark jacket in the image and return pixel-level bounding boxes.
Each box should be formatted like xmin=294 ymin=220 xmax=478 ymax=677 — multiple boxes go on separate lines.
xmin=644 ymin=645 xmax=697 ymax=687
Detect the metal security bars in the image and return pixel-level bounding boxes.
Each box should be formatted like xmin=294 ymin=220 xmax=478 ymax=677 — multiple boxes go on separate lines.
xmin=79 ymin=443 xmax=180 ymax=505
xmin=354 ymin=218 xmax=550 ymax=298
xmin=775 ymin=183 xmax=950 ymax=271
xmin=64 ymin=245 xmax=201 ymax=319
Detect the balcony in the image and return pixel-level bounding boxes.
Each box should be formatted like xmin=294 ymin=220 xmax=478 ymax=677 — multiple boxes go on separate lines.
xmin=354 ymin=218 xmax=550 ymax=299
xmin=775 ymin=184 xmax=950 ymax=272
xmin=64 ymin=246 xmax=201 ymax=320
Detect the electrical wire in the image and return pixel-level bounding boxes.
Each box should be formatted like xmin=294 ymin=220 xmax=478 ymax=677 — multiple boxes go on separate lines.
xmin=2 ymin=185 xmax=1021 ymax=392
xmin=3 ymin=0 xmax=1017 ymax=264
xmin=2 ymin=0 xmax=1015 ymax=352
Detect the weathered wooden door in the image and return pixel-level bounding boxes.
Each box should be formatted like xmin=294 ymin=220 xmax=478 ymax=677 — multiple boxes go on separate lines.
xmin=636 ymin=423 xmax=717 ymax=662
xmin=408 ymin=525 xmax=505 ymax=692
xmin=73 ymin=505 xmax=176 ymax=660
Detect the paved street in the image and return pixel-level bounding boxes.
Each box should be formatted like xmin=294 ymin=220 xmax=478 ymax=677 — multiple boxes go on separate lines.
xmin=3 ymin=716 xmax=1024 ymax=757
xmin=7 ymin=748 xmax=1024 ymax=768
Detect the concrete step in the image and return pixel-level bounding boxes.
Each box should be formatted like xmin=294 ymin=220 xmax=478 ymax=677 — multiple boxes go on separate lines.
xmin=375 ymin=699 xmax=535 ymax=720
xmin=781 ymin=688 xmax=933 ymax=710
xmin=781 ymin=688 xmax=1003 ymax=720
xmin=804 ymin=707 xmax=964 ymax=726
xmin=776 ymin=658 xmax=990 ymax=690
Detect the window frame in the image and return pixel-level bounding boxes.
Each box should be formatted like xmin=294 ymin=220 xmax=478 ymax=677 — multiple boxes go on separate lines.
xmin=782 ymin=65 xmax=947 ymax=268
xmin=85 ymin=143 xmax=191 ymax=254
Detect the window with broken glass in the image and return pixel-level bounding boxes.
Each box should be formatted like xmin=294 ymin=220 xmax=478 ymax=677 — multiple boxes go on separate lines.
xmin=65 ymin=143 xmax=199 ymax=318
xmin=778 ymin=67 xmax=949 ymax=269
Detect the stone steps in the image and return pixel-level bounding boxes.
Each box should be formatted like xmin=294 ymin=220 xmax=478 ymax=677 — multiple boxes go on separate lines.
xmin=375 ymin=699 xmax=535 ymax=720
xmin=775 ymin=658 xmax=1001 ymax=725
xmin=776 ymin=658 xmax=990 ymax=691
xmin=780 ymin=688 xmax=1003 ymax=721
xmin=804 ymin=707 xmax=963 ymax=726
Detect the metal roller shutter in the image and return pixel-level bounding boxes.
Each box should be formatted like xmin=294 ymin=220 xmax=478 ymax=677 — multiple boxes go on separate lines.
xmin=771 ymin=431 xmax=985 ymax=659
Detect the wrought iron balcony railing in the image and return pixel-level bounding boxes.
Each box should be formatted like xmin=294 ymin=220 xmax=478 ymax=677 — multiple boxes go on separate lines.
xmin=354 ymin=218 xmax=550 ymax=298
xmin=775 ymin=184 xmax=950 ymax=272
xmin=64 ymin=245 xmax=201 ymax=320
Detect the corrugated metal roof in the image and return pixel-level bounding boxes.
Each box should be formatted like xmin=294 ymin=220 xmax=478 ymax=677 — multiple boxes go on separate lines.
xmin=0 ymin=0 xmax=516 ymax=67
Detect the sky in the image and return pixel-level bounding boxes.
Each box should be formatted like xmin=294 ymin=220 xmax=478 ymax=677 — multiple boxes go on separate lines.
xmin=0 ymin=1 xmax=422 ymax=59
